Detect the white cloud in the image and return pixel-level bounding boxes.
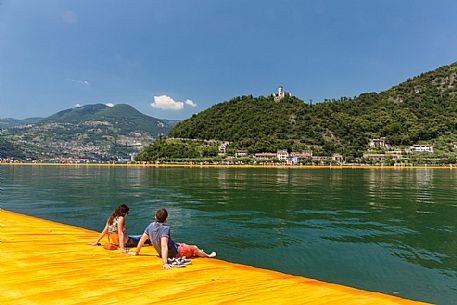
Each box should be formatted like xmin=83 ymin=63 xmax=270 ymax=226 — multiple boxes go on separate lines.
xmin=75 ymin=104 xmax=82 ymax=108
xmin=105 ymin=103 xmax=114 ymax=107
xmin=185 ymin=99 xmax=197 ymax=108
xmin=68 ymin=79 xmax=90 ymax=86
xmin=62 ymin=10 xmax=78 ymax=24
xmin=151 ymin=95 xmax=184 ymax=110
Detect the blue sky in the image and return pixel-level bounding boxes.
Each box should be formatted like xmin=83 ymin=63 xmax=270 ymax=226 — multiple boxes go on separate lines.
xmin=1 ymin=0 xmax=457 ymax=120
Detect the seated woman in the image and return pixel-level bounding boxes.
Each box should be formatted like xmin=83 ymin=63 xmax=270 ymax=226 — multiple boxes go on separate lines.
xmin=88 ymin=204 xmax=142 ymax=252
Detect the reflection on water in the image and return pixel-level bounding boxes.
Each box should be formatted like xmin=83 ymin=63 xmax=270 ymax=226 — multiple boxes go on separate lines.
xmin=1 ymin=166 xmax=457 ymax=304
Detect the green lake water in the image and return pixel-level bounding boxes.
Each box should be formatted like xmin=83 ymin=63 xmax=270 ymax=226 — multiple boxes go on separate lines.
xmin=1 ymin=165 xmax=456 ymax=304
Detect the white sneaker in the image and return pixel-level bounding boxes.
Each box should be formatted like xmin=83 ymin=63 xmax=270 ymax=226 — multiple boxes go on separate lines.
xmin=176 ymin=257 xmax=192 ymax=265
xmin=167 ymin=258 xmax=186 ymax=268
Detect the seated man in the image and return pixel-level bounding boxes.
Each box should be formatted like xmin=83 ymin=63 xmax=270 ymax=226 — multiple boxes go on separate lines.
xmin=129 ymin=208 xmax=216 ymax=269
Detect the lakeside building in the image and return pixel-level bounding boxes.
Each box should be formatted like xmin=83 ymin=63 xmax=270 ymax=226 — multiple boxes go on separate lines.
xmin=276 ymin=149 xmax=289 ymax=161
xmin=235 ymin=150 xmax=249 ymax=158
xmin=218 ymin=142 xmax=230 ymax=156
xmin=254 ymin=151 xmax=313 ymax=164
xmin=386 ymin=149 xmax=404 ymax=155
xmin=363 ymin=153 xmax=401 ymax=160
xmin=311 ymin=156 xmax=328 ymax=162
xmin=410 ymin=144 xmax=434 ymax=153
xmin=331 ymin=153 xmax=343 ymax=162
xmin=368 ymin=137 xmax=390 ymax=149
xmin=249 ymin=151 xmax=340 ymax=165
xmin=286 ymin=151 xmax=314 ymax=165
xmin=255 ymin=153 xmax=277 ymax=160
xmin=290 ymin=151 xmax=313 ymax=158
xmin=286 ymin=156 xmax=298 ymax=165
xmin=129 ymin=153 xmax=137 ymax=162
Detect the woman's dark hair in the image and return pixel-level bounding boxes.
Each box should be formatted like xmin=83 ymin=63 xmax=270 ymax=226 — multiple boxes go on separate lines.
xmin=108 ymin=204 xmax=129 ymax=225
xmin=155 ymin=208 xmax=168 ymax=223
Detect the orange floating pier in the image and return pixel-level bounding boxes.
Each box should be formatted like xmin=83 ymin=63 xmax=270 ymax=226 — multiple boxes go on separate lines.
xmin=0 ymin=209 xmax=432 ymax=304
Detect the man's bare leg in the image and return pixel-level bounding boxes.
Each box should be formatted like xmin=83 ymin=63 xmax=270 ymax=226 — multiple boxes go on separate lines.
xmin=194 ymin=246 xmax=216 ymax=258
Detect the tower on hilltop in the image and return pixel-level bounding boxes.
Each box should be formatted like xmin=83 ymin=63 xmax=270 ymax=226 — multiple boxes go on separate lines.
xmin=273 ymin=85 xmax=289 ymax=102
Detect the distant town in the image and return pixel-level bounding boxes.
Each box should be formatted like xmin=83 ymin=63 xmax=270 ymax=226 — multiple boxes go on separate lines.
xmin=190 ymin=138 xmax=456 ymax=166
xmin=0 ymin=121 xmax=155 ymax=164
xmin=3 ymin=135 xmax=457 ymax=167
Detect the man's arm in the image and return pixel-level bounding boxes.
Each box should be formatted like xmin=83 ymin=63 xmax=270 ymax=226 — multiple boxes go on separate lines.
xmin=128 ymin=233 xmax=149 ymax=256
xmin=161 ymin=236 xmax=171 ymax=270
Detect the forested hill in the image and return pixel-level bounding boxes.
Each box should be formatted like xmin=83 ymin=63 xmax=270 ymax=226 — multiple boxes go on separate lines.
xmin=1 ymin=104 xmax=179 ymax=160
xmin=43 ymin=103 xmax=177 ymax=135
xmin=169 ymin=61 xmax=457 ymax=158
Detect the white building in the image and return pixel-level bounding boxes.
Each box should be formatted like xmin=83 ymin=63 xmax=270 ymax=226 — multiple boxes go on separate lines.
xmin=129 ymin=153 xmax=137 ymax=162
xmin=273 ymin=86 xmax=289 ymax=102
xmin=286 ymin=156 xmax=298 ymax=165
xmin=410 ymin=144 xmax=434 ymax=153
xmin=290 ymin=151 xmax=313 ymax=158
xmin=332 ymin=153 xmax=343 ymax=162
xmin=255 ymin=153 xmax=277 ymax=160
xmin=218 ymin=142 xmax=230 ymax=155
xmin=368 ymin=137 xmax=389 ymax=148
xmin=363 ymin=153 xmax=401 ymax=160
xmin=235 ymin=150 xmax=249 ymax=158
xmin=276 ymin=149 xmax=289 ymax=161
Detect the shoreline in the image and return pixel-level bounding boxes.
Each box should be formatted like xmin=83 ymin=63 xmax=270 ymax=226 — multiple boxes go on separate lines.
xmin=1 ymin=161 xmax=455 ymax=169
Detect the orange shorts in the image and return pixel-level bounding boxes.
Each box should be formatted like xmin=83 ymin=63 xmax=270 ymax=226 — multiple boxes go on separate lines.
xmin=177 ymin=243 xmax=197 ymax=258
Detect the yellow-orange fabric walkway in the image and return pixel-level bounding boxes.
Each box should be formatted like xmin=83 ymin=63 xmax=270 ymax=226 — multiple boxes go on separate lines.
xmin=0 ymin=209 xmax=432 ymax=305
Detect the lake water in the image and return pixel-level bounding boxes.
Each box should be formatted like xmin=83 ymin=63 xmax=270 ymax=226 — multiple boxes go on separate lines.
xmin=1 ymin=165 xmax=456 ymax=304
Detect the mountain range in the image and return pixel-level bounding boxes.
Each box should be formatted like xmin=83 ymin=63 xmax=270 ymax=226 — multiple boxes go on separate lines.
xmin=3 ymin=61 xmax=457 ymax=162
xmin=0 ymin=117 xmax=43 ymax=128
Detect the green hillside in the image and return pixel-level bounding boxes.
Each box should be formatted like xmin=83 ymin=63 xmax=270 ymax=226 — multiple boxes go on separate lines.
xmin=1 ymin=104 xmax=178 ymax=160
xmin=167 ymin=62 xmax=457 ymax=159
xmin=0 ymin=136 xmax=25 ymax=159
xmin=0 ymin=117 xmax=43 ymax=128
xmin=44 ymin=104 xmax=173 ymax=135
